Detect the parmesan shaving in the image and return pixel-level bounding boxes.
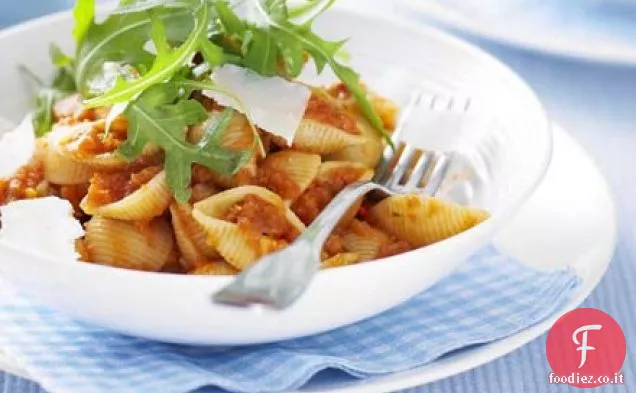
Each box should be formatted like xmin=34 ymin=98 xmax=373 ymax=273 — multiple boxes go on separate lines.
xmin=0 ymin=115 xmax=36 ymax=178
xmin=203 ymin=64 xmax=311 ymax=145
xmin=0 ymin=197 xmax=85 ymax=261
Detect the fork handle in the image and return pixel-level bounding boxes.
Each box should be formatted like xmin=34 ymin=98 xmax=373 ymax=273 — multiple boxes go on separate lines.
xmin=213 ymin=182 xmax=386 ymax=308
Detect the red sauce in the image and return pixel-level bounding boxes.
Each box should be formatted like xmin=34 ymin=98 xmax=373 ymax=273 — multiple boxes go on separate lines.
xmin=0 ymin=161 xmax=45 ymax=205
xmin=59 ymin=184 xmax=89 ymax=217
xmin=86 ymin=165 xmax=162 ymax=207
xmin=292 ymin=167 xmax=366 ymax=225
xmin=323 ymin=233 xmax=346 ymax=257
xmin=75 ymin=238 xmax=91 ymax=262
xmin=327 ymin=82 xmax=398 ymax=131
xmin=191 ymin=91 xmax=225 ymax=112
xmin=225 ymin=195 xmax=299 ymax=243
xmin=192 ymin=164 xmax=216 ymax=184
xmin=256 ymin=166 xmax=301 ymax=201
xmin=377 ymin=240 xmax=411 ymax=258
xmin=304 ymin=91 xmax=359 ymax=134
xmin=62 ymin=121 xmax=128 ymax=157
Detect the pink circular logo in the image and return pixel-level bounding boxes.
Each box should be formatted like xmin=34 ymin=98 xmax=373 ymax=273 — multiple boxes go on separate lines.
xmin=546 ymin=308 xmax=626 ymax=388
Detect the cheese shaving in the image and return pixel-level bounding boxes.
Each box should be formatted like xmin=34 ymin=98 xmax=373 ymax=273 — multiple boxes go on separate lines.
xmin=203 ymin=64 xmax=311 ymax=145
xmin=0 ymin=197 xmax=85 ymax=261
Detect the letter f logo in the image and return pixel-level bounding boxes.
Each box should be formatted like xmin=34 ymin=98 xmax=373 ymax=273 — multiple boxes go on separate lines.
xmin=572 ymin=324 xmax=602 ymax=368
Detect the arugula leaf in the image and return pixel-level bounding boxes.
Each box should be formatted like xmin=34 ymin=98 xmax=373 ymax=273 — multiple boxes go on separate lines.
xmin=213 ymin=0 xmax=247 ymax=35
xmin=175 ymin=77 xmax=264 ymax=155
xmin=120 ymin=83 xmax=252 ymax=203
xmin=290 ymin=26 xmax=391 ymax=144
xmin=20 ymin=44 xmax=78 ymax=137
xmin=50 ymin=44 xmax=74 ymax=68
xmin=208 ymin=1 xmax=390 ymax=144
xmin=74 ymin=7 xmax=194 ymax=97
xmin=72 ymin=0 xmax=95 ymax=44
xmin=243 ymin=1 xmax=392 ymax=145
xmin=263 ymin=0 xmax=288 ymax=23
xmin=84 ymin=1 xmax=209 ymax=107
xmin=241 ymin=28 xmax=278 ymax=76
xmin=200 ymin=39 xmax=227 ymax=67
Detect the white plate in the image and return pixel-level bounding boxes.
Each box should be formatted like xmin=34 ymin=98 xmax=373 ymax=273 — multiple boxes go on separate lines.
xmin=0 ymin=124 xmax=617 ymax=391
xmin=397 ymin=0 xmax=636 ymax=65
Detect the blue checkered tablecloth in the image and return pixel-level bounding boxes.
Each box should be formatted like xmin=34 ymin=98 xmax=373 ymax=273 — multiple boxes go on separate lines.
xmin=1 ymin=2 xmax=635 ymax=393
xmin=0 ymin=246 xmax=579 ymax=393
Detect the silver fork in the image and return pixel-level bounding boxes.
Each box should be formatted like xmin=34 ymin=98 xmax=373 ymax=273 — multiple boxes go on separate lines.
xmin=213 ymin=93 xmax=471 ymax=309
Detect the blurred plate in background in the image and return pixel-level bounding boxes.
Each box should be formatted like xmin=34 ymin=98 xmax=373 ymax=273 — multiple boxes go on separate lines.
xmin=398 ymin=0 xmax=636 ymax=65
xmin=0 ymin=0 xmax=73 ymax=28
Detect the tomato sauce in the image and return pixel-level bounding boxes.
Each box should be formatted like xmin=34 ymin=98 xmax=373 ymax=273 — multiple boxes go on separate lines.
xmin=86 ymin=165 xmax=162 ymax=207
xmin=225 ymin=195 xmax=299 ymax=243
xmin=304 ymin=92 xmax=359 ymax=134
xmin=256 ymin=166 xmax=301 ymax=201
xmin=61 ymin=121 xmax=128 ymax=157
xmin=292 ymin=167 xmax=366 ymax=225
xmin=0 ymin=161 xmax=46 ymax=205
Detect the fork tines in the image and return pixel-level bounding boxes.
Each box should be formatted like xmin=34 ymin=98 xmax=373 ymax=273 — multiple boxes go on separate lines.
xmin=379 ymin=143 xmax=451 ymax=196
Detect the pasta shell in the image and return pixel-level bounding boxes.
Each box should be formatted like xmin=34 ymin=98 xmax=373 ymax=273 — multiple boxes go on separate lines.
xmin=341 ymin=219 xmax=391 ymax=261
xmin=317 ymin=161 xmax=374 ymax=183
xmin=192 ymin=186 xmax=305 ymax=270
xmin=292 ymin=119 xmax=366 ymax=155
xmin=84 ymin=217 xmax=174 ymax=271
xmin=188 ymin=109 xmax=254 ymax=150
xmin=326 ymin=116 xmax=384 ymax=169
xmin=257 ymin=150 xmax=321 ymax=202
xmin=80 ymin=170 xmax=172 ymax=221
xmin=190 ymin=260 xmax=239 ymax=275
xmin=55 ymin=121 xmax=158 ymax=170
xmin=369 ymin=195 xmax=490 ymax=247
xmin=321 ymin=253 xmax=361 ymax=269
xmin=43 ymin=128 xmax=93 ymax=185
xmin=189 ymin=110 xmax=259 ymax=189
xmin=170 ymin=203 xmax=220 ymax=271
xmin=327 ymin=82 xmax=399 ymax=131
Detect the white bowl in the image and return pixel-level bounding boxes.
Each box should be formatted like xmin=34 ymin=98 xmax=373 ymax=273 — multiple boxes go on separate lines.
xmin=0 ymin=5 xmax=551 ymax=345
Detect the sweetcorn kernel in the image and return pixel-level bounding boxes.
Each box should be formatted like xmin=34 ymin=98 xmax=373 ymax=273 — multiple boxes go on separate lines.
xmin=24 ymin=188 xmax=38 ymax=199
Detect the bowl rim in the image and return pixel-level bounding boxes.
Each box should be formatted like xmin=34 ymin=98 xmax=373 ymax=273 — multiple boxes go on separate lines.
xmin=0 ymin=4 xmax=553 ymax=282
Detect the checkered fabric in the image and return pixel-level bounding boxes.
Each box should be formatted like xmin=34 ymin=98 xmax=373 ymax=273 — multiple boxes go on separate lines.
xmin=0 ymin=246 xmax=579 ymax=393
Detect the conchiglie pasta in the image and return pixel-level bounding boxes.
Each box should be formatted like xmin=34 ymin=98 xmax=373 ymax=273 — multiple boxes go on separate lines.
xmin=341 ymin=219 xmax=391 ymax=261
xmin=292 ymin=119 xmax=366 ymax=155
xmin=189 ymin=110 xmax=257 ymax=188
xmin=84 ymin=216 xmax=174 ymax=271
xmin=188 ymin=109 xmax=254 ymax=149
xmin=80 ymin=169 xmax=172 ymax=221
xmin=321 ymin=253 xmax=361 ymax=269
xmin=369 ymin=195 xmax=490 ymax=247
xmin=192 ymin=186 xmax=305 ymax=270
xmin=326 ymin=117 xmax=384 ymax=169
xmin=291 ymin=90 xmax=366 ymax=154
xmin=327 ymin=82 xmax=400 ymax=131
xmin=43 ymin=127 xmax=93 ymax=185
xmin=54 ymin=121 xmax=156 ymax=171
xmin=190 ymin=260 xmax=239 ymax=275
xmin=257 ymin=150 xmax=321 ymax=202
xmin=170 ymin=203 xmax=220 ymax=271
xmin=1 ymin=75 xmax=494 ymax=275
